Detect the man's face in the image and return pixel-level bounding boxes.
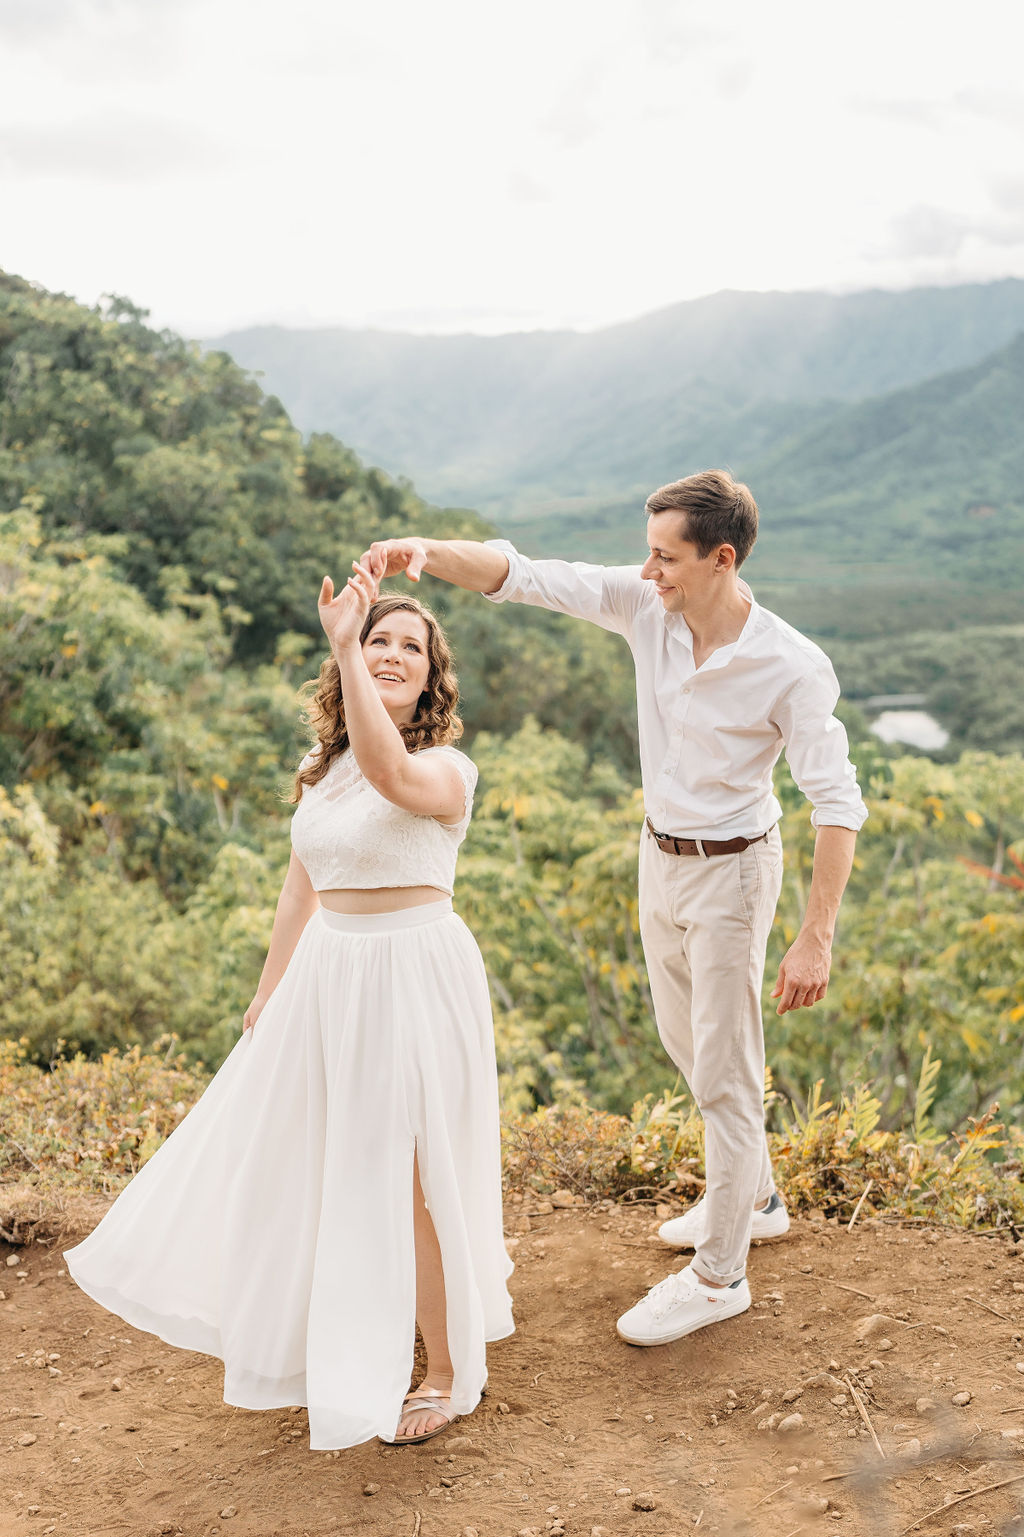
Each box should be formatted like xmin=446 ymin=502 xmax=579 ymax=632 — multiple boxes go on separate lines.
xmin=641 ymin=511 xmax=717 ymax=613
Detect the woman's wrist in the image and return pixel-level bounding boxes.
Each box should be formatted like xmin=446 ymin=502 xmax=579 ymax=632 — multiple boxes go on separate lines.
xmin=332 ymin=638 xmax=362 ymax=664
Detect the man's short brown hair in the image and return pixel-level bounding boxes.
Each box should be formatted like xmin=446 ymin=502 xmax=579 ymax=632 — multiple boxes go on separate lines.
xmin=645 ymin=469 xmax=758 ymax=567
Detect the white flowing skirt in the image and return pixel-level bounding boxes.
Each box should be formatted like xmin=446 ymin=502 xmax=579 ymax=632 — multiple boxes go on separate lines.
xmin=63 ymin=899 xmax=515 ymax=1450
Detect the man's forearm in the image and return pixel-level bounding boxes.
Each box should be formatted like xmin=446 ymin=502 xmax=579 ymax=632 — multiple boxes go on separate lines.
xmin=419 ymin=539 xmax=509 ymax=594
xmin=801 ymin=824 xmax=857 ymax=939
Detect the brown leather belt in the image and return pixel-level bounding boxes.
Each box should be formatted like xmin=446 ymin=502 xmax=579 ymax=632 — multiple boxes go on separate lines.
xmin=645 ymin=816 xmax=770 ymax=857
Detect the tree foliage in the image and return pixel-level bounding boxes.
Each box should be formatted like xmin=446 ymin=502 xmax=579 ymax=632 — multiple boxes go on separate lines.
xmin=2 ymin=271 xmax=1023 ymax=1145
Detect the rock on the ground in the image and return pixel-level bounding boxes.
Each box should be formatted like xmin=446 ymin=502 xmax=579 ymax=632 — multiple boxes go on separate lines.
xmin=855 ymin=1313 xmax=899 ymax=1340
xmin=778 ymin=1413 xmax=805 ymax=1433
xmin=782 ymin=1387 xmax=803 ymax=1403
xmin=632 ymin=1494 xmax=657 ymax=1511
xmin=951 ymin=1391 xmax=972 ymax=1406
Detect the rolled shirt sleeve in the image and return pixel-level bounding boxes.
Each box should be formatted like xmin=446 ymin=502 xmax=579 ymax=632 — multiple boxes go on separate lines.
xmin=483 ymin=538 xmax=645 ymax=640
xmin=772 ymin=663 xmax=869 ymax=831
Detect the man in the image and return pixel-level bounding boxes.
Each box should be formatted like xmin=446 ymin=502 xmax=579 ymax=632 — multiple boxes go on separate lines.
xmin=362 ymin=469 xmax=867 ymax=1346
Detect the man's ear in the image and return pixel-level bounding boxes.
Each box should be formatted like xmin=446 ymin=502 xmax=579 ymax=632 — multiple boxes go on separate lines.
xmin=714 ymin=543 xmax=738 ymax=573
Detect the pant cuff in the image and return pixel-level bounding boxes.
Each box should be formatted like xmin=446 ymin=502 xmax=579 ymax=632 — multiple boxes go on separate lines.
xmin=691 ymin=1255 xmax=747 ymax=1288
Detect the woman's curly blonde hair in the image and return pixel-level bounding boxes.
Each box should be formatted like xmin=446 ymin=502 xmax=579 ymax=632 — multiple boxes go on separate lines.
xmin=292 ymin=594 xmax=463 ymax=800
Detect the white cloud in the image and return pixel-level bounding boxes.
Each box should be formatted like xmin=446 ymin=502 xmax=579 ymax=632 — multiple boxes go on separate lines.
xmin=0 ymin=0 xmax=1022 ymax=336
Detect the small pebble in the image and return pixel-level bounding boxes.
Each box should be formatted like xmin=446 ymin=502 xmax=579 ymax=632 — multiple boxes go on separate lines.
xmin=219 ymin=1509 xmax=237 ymax=1520
xmin=111 ymin=1378 xmax=125 ymax=1392
xmin=363 ymin=1484 xmax=380 ymax=1496
xmin=632 ymin=1494 xmax=657 ymax=1511
xmin=1016 ymin=1363 xmax=1024 ymax=1374
xmin=18 ymin=1432 xmax=37 ymax=1446
xmin=614 ymin=1486 xmax=632 ymax=1496
xmin=782 ymin=1387 xmax=803 ymax=1403
xmin=778 ymin=1413 xmax=805 ymax=1433
xmin=497 ymin=1402 xmax=511 ymax=1414
xmin=898 ymin=1438 xmax=922 ymax=1457
xmin=876 ymin=1339 xmax=894 ymax=1351
xmin=951 ymin=1391 xmax=972 ymax=1406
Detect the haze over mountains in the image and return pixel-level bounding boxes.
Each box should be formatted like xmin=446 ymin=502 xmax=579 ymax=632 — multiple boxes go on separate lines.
xmin=208 ymin=279 xmax=1024 ymax=645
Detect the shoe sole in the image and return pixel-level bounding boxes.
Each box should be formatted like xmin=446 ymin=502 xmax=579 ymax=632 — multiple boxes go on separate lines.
xmin=616 ymin=1297 xmax=751 ymax=1346
xmin=658 ymin=1221 xmax=791 ymax=1250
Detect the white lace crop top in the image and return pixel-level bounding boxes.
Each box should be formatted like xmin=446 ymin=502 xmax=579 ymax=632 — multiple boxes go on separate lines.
xmin=290 ymin=744 xmax=478 ymax=895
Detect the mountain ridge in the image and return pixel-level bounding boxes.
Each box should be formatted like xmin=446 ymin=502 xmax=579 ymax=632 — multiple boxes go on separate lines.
xmin=206 ymin=278 xmax=1024 ymax=515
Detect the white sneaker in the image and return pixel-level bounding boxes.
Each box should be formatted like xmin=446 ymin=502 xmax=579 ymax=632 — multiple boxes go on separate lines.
xmin=616 ymin=1265 xmax=751 ymax=1346
xmin=657 ymin=1191 xmax=790 ymax=1250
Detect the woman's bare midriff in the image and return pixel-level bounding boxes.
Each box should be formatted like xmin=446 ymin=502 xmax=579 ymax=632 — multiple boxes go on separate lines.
xmin=318 ymin=885 xmax=449 ymax=915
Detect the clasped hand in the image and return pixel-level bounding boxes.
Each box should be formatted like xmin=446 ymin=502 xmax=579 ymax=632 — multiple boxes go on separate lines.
xmin=318 ymin=559 xmax=379 ymax=652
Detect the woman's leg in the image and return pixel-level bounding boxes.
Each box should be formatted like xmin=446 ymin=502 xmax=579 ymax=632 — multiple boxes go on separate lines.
xmin=395 ymin=1150 xmax=455 ymax=1438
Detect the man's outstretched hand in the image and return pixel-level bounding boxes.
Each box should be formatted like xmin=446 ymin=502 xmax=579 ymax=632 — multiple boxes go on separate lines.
xmin=361 ymin=537 xmax=430 ymax=584
xmin=770 ymin=931 xmax=831 ymax=1014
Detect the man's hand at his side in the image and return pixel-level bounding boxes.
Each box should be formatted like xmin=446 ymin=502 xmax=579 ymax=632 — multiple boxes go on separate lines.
xmin=771 ymin=931 xmax=831 ymax=1014
xmin=769 ymin=824 xmax=856 ymax=1014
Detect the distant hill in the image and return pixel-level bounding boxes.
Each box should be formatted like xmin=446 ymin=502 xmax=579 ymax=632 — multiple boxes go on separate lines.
xmin=511 ymin=328 xmax=1024 ymax=565
xmin=207 ymin=279 xmax=1024 ymax=520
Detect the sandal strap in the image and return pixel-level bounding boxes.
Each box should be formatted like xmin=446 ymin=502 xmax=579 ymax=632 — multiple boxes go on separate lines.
xmin=403 ymin=1386 xmax=452 ymax=1402
xmin=401 ymin=1394 xmax=455 ymax=1422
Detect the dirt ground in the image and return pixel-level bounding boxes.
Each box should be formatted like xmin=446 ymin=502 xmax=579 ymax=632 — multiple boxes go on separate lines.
xmin=6 ymin=1200 xmax=1024 ymax=1537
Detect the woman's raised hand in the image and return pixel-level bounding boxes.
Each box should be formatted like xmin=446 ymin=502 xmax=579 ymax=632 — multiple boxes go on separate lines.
xmin=318 ymin=560 xmax=378 ymax=654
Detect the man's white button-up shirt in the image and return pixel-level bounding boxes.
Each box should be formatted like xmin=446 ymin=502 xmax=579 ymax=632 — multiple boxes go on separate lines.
xmin=484 ymin=541 xmax=868 ymax=840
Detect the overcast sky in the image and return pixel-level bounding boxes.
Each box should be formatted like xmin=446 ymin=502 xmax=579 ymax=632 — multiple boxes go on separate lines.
xmin=1 ymin=0 xmax=1022 ymax=338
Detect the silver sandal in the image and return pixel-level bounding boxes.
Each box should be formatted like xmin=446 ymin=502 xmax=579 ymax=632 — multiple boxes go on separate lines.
xmin=380 ymin=1386 xmax=459 ymax=1446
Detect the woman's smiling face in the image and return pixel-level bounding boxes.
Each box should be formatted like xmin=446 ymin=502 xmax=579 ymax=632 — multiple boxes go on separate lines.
xmin=362 ymin=611 xmax=432 ymax=723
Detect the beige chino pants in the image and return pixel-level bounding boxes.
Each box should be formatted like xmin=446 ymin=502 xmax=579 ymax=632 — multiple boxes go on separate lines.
xmin=638 ymin=820 xmax=784 ymax=1286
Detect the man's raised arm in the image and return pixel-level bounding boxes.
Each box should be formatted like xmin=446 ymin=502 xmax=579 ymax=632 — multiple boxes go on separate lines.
xmin=362 ymin=537 xmax=509 ymax=595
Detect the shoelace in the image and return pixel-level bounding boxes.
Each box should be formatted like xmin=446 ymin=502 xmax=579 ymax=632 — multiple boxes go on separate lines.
xmin=644 ymin=1268 xmax=699 ymax=1321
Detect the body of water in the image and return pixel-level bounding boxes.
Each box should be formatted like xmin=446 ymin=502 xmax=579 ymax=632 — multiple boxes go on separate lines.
xmin=870 ymin=709 xmax=950 ymax=752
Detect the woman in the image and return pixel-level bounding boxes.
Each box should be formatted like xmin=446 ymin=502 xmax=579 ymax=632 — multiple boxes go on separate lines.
xmin=63 ymin=559 xmax=514 ymax=1450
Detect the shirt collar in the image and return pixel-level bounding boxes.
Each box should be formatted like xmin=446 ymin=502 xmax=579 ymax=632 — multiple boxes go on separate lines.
xmin=665 ymin=575 xmax=759 ymax=664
